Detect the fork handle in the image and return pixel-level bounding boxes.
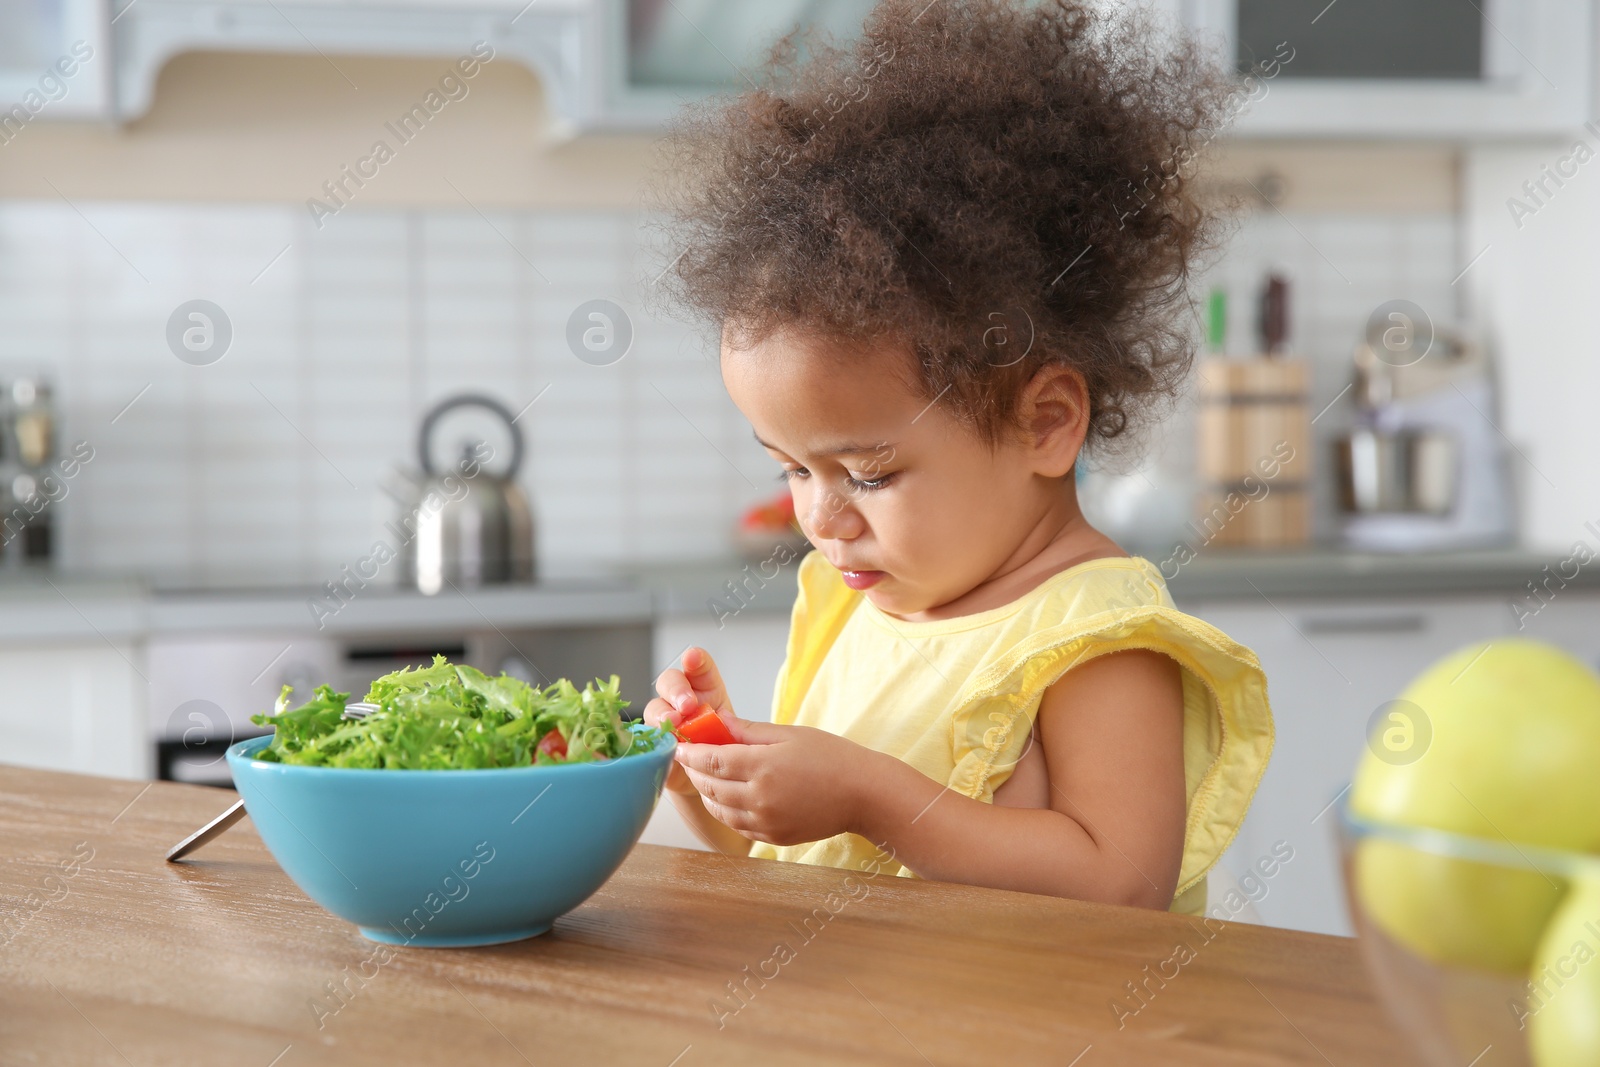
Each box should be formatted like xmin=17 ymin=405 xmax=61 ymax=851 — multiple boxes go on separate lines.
xmin=165 ymin=799 xmax=247 ymax=862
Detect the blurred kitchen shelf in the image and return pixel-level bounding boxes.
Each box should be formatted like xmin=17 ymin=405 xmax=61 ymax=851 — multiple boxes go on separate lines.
xmin=0 ymin=548 xmax=1580 ymax=644
xmin=0 ymin=571 xmax=650 ymax=641
xmin=621 ymin=555 xmax=802 ymax=619
xmin=622 ymin=547 xmax=1592 ymax=616
xmin=1161 ymin=548 xmax=1594 ymax=603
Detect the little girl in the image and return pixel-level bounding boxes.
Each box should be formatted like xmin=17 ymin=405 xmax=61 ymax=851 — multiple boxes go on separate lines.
xmin=643 ymin=0 xmax=1273 ymax=915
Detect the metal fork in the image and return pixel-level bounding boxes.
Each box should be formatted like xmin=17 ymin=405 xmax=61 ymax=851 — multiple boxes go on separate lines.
xmin=164 ymin=702 xmax=378 ymax=862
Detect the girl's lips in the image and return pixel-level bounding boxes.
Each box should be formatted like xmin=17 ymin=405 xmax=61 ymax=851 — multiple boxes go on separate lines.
xmin=839 ymin=569 xmax=885 ymax=590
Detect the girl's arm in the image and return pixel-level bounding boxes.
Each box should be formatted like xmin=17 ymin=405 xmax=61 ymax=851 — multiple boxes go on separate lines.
xmin=852 ymin=649 xmax=1187 ymax=908
xmin=674 ymin=648 xmax=1187 ymax=909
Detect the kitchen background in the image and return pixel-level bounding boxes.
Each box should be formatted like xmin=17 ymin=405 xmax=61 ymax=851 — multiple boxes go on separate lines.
xmin=0 ymin=193 xmax=1464 ymax=579
xmin=2 ymin=0 xmax=1598 ymax=941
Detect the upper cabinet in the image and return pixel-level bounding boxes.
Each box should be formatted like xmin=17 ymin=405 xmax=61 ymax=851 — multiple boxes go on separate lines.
xmin=110 ymin=0 xmax=594 ymax=130
xmin=612 ymin=0 xmax=1596 ymax=137
xmin=6 ymin=0 xmax=1593 ymax=139
xmin=42 ymin=0 xmax=879 ymax=134
xmin=0 ymin=0 xmax=112 ymax=125
xmin=1177 ymin=0 xmax=1593 ymax=138
xmin=599 ymin=0 xmax=877 ymax=128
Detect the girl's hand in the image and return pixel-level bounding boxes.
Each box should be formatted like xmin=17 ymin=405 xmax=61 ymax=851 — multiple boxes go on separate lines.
xmin=641 ymin=696 xmax=700 ymax=796
xmin=654 ymin=645 xmax=734 ymax=719
xmin=646 ymin=646 xmax=736 ymax=797
xmin=674 ymin=719 xmax=878 ymax=846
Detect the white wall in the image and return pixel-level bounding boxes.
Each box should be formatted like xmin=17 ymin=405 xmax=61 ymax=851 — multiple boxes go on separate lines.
xmin=0 ymin=51 xmax=664 ymax=208
xmin=1463 ymin=139 xmax=1600 ymax=551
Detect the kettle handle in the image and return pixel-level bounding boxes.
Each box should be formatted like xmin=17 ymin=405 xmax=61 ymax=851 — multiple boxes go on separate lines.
xmin=418 ymin=394 xmax=525 ymax=479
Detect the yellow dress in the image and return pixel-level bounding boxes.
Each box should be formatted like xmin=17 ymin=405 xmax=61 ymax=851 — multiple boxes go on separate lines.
xmin=747 ymin=550 xmax=1275 ymax=915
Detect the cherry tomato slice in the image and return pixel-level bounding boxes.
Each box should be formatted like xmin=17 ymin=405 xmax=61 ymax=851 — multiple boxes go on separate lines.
xmin=676 ymin=704 xmax=736 ymax=745
xmin=537 ymin=729 xmax=568 ymax=761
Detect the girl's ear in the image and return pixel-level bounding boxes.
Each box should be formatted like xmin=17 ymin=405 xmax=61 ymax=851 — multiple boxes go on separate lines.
xmin=1019 ymin=364 xmax=1089 ymax=477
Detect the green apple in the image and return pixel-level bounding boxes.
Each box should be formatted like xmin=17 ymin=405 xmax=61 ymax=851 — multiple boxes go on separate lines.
xmin=1353 ymin=840 xmax=1565 ymax=973
xmin=1528 ymin=878 xmax=1600 ymax=1066
xmin=1352 ymin=639 xmax=1600 ymax=973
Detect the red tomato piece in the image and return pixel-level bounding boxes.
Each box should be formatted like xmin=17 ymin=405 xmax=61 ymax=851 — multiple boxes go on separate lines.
xmin=537 ymin=729 xmax=567 ymax=761
xmin=676 ymin=704 xmax=736 ymax=745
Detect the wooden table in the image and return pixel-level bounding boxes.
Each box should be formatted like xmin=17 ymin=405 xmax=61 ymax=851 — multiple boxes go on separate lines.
xmin=1 ymin=766 xmax=1422 ymax=1066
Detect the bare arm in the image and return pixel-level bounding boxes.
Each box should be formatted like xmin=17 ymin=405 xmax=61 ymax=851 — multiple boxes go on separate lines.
xmin=850 ymin=649 xmax=1187 ymax=908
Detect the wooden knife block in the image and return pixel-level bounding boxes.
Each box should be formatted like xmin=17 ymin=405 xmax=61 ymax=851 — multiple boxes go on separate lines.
xmin=1195 ymin=358 xmax=1311 ymax=548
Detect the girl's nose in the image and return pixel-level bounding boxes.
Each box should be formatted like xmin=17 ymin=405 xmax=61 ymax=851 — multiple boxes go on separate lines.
xmin=805 ymin=486 xmax=866 ymax=541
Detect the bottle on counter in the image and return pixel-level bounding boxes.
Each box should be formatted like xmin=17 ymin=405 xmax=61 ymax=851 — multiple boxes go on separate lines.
xmin=0 ymin=377 xmax=57 ymax=564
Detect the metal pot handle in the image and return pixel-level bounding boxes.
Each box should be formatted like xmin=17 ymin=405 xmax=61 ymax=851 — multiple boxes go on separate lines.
xmin=418 ymin=394 xmax=525 ymax=479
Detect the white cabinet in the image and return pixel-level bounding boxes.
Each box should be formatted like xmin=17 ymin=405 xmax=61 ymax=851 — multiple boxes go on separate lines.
xmin=0 ymin=0 xmax=112 ymax=124
xmin=107 ymin=0 xmax=871 ymax=132
xmin=0 ymin=640 xmax=146 ymax=779
xmin=1511 ymin=597 xmax=1600 ymax=674
xmin=1178 ymin=0 xmax=1592 ymax=138
xmin=32 ymin=0 xmax=1588 ymax=138
xmin=1189 ymin=594 xmax=1515 ymax=936
xmin=104 ymin=0 xmax=594 ymax=127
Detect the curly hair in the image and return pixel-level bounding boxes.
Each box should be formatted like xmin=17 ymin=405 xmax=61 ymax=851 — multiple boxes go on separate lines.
xmin=656 ymin=0 xmax=1231 ymax=449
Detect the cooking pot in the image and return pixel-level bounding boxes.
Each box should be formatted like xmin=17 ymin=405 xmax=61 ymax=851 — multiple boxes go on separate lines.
xmin=1335 ymin=428 xmax=1457 ymax=515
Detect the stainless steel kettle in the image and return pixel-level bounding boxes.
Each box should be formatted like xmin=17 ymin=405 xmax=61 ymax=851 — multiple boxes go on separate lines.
xmin=394 ymin=394 xmax=535 ymax=594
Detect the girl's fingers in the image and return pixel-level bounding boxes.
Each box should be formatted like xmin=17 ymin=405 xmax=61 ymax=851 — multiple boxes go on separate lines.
xmin=664 ymin=764 xmax=697 ymax=796
xmin=700 ymin=799 xmax=776 ymax=845
xmin=652 ymin=757 xmax=695 ymax=796
xmin=682 ymin=765 xmax=752 ymax=810
xmin=721 ymin=717 xmax=786 ymax=745
xmin=699 ymin=794 xmax=746 ymax=831
xmin=680 ymin=646 xmax=733 ymax=715
xmin=674 ymin=740 xmax=750 ymax=780
xmin=641 ymin=696 xmax=679 ymax=728
xmin=652 ymin=667 xmax=698 ymax=717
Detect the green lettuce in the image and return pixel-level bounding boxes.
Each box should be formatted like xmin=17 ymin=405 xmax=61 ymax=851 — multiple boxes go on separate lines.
xmin=248 ymin=655 xmax=669 ymax=769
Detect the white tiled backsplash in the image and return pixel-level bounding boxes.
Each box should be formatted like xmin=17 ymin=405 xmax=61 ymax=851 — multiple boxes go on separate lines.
xmin=0 ymin=201 xmax=1458 ymax=582
xmin=0 ymin=201 xmax=778 ymax=584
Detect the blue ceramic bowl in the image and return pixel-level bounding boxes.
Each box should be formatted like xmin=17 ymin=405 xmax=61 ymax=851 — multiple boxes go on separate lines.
xmin=225 ymin=729 xmax=674 ymax=947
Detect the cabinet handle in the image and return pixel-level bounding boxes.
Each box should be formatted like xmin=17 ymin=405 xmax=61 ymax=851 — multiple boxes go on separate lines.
xmin=1297 ymin=614 xmax=1429 ymax=636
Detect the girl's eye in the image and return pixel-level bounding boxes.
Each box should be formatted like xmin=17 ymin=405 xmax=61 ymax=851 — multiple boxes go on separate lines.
xmin=845 ymin=472 xmax=896 ymax=492
xmin=778 ymin=467 xmax=810 ymax=481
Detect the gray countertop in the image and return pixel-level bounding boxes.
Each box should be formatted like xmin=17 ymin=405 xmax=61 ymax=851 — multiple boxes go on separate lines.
xmin=0 ymin=574 xmax=652 ymax=642
xmin=629 ymin=546 xmax=1594 ymax=618
xmin=1161 ymin=548 xmax=1583 ymax=603
xmin=0 ymin=547 xmax=1584 ymax=642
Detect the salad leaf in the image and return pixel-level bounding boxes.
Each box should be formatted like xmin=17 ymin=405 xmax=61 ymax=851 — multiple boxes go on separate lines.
xmin=249 ymin=655 xmax=670 ymax=769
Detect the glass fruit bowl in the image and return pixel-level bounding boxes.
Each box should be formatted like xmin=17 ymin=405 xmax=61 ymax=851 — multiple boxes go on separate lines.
xmin=1338 ymin=800 xmax=1600 ymax=1067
